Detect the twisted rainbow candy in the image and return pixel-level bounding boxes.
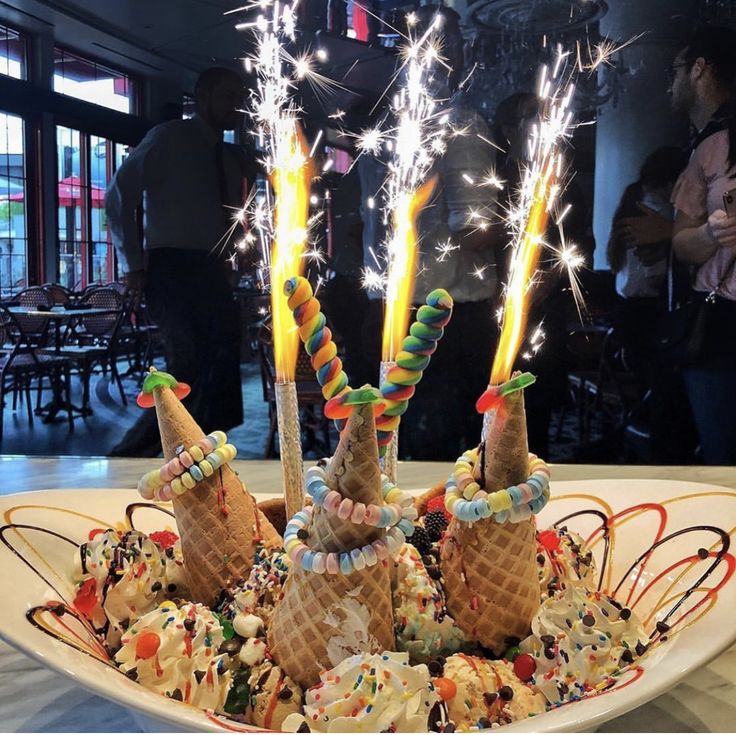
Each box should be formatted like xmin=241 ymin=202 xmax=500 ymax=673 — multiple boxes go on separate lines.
xmin=284 ymin=277 xmax=352 ymax=430
xmin=376 ymin=288 xmax=453 ymax=455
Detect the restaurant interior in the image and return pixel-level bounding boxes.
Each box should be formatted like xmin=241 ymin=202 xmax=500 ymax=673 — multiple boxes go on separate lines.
xmin=3 ymin=2 xmax=736 ymax=734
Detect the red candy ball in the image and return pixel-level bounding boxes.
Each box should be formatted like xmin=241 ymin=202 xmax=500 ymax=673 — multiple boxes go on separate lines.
xmin=135 ymin=631 xmax=161 ymax=660
xmin=513 ymin=653 xmax=536 ymax=682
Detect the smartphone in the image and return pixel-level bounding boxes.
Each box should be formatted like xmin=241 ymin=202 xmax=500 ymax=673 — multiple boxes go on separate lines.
xmin=723 ymin=187 xmax=736 ymax=217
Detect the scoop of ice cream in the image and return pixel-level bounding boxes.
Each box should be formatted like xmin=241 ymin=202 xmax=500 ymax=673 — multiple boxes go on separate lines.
xmin=440 ymin=654 xmax=546 ymax=730
xmin=392 ymin=544 xmax=466 ymax=663
xmin=72 ymin=529 xmax=186 ymax=643
xmin=244 ymin=661 xmax=303 ymax=730
xmin=115 ymin=601 xmax=234 ymax=711
xmin=521 ymin=584 xmax=648 ymax=704
xmin=282 ymin=651 xmax=442 ymax=733
xmin=536 ymin=527 xmax=596 ymax=601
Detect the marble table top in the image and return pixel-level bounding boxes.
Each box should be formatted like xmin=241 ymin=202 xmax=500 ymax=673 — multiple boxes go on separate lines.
xmin=2 ymin=457 xmax=736 ymax=732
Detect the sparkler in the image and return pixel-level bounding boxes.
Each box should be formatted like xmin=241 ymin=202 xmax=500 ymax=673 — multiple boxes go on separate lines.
xmin=488 ymin=45 xmax=576 ymax=389
xmin=235 ymin=0 xmax=315 ymax=520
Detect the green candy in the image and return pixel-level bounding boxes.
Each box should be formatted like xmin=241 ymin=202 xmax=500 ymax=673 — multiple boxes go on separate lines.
xmin=504 ymin=645 xmax=522 ymax=661
xmin=141 ymin=370 xmax=178 ymax=394
xmin=396 ymin=351 xmax=430 ymax=372
xmin=409 ymin=321 xmax=443 ymax=341
xmin=343 ymin=386 xmax=382 ymax=406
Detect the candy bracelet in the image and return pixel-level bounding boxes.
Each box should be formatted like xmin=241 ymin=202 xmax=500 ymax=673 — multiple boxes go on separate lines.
xmin=304 ymin=464 xmax=418 ymax=537
xmin=137 ymin=431 xmax=237 ymax=502
xmin=445 ymin=448 xmax=550 ymax=525
xmin=284 ymin=506 xmax=407 ymax=575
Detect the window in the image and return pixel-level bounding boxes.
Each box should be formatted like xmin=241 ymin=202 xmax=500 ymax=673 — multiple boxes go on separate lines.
xmin=0 ymin=111 xmax=27 ymax=295
xmin=53 ymin=48 xmax=135 ymax=113
xmin=0 ymin=24 xmax=27 ymax=80
xmin=56 ymin=126 xmax=86 ymax=289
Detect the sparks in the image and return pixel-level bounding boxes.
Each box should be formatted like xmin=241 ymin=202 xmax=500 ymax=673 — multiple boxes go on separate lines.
xmin=435 ymin=239 xmax=460 ymax=262
xmin=490 ymin=43 xmax=578 ymax=386
xmin=235 ymin=0 xmax=315 ymax=383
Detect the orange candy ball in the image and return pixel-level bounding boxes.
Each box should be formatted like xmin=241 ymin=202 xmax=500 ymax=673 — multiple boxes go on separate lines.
xmin=135 ymin=631 xmax=161 ymax=659
xmin=434 ymin=677 xmax=457 ymax=701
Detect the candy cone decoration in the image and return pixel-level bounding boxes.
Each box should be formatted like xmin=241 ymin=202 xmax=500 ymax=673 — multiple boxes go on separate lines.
xmin=268 ymin=402 xmax=394 ymax=688
xmin=151 ymin=382 xmax=281 ymax=605
xmin=440 ymin=389 xmax=539 ymax=653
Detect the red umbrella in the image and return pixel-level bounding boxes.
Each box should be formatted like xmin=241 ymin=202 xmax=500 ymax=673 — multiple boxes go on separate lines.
xmin=3 ymin=175 xmax=105 ymax=207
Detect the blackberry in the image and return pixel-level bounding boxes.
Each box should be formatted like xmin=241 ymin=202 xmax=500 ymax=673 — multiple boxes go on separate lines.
xmin=410 ymin=525 xmax=432 ymax=556
xmin=424 ymin=510 xmax=449 ymax=542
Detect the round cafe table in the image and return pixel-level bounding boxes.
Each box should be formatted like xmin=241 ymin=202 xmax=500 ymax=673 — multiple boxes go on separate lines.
xmin=1 ymin=457 xmax=736 ymax=732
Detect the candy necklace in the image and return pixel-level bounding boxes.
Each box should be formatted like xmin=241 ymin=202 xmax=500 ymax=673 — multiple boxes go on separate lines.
xmin=284 ymin=469 xmax=416 ymax=575
xmin=445 ymin=448 xmax=550 ymax=524
xmin=137 ymin=431 xmax=237 ymax=502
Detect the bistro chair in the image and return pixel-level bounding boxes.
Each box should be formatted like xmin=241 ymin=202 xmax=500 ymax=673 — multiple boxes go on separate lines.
xmin=42 ymin=283 xmax=75 ymax=306
xmin=41 ymin=287 xmax=126 ymax=414
xmin=12 ymin=286 xmax=53 ymax=347
xmin=0 ymin=305 xmax=73 ymax=441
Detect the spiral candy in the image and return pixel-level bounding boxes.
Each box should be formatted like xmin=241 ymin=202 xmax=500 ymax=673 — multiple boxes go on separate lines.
xmin=284 ymin=276 xmax=353 ymax=430
xmin=376 ymin=288 xmax=453 ymax=455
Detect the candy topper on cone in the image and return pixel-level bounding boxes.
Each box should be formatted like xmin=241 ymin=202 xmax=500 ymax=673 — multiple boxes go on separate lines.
xmin=134 ymin=368 xmax=281 ymax=605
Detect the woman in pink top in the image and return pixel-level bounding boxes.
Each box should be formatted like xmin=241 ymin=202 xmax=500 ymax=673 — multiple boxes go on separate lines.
xmin=672 ymin=127 xmax=736 ymax=464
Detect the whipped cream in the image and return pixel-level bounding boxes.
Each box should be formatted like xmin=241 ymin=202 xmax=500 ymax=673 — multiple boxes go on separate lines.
xmin=283 ymin=651 xmax=442 ymax=732
xmin=536 ymin=528 xmax=596 ymax=601
xmin=115 ymin=601 xmax=234 ymax=711
xmin=73 ymin=529 xmax=186 ymax=643
xmin=522 ymin=584 xmax=648 ymax=704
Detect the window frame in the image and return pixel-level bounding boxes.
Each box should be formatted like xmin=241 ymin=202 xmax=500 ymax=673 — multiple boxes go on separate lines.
xmin=52 ymin=45 xmax=139 ymax=116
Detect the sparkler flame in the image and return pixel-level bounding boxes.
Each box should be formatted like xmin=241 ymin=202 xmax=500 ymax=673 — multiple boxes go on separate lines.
xmin=382 ymin=176 xmax=436 ymax=361
xmin=375 ymin=12 xmax=450 ymax=362
xmin=490 ymin=46 xmax=576 ymax=386
xmin=271 ymin=124 xmax=313 ymax=382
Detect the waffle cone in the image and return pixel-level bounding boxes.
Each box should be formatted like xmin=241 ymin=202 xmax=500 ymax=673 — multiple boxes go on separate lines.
xmin=152 ymin=386 xmax=281 ymax=605
xmin=268 ymin=402 xmax=394 ymax=688
xmin=440 ymin=389 xmax=539 ymax=653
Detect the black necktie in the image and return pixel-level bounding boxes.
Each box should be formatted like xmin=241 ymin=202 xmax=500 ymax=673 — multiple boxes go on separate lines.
xmin=214 ymin=140 xmax=230 ymax=208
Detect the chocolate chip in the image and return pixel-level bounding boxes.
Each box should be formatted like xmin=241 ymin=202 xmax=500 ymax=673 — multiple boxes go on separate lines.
xmin=297 ymin=529 xmax=309 ymax=540
xmin=540 ymin=635 xmax=555 ymax=645
xmin=498 ymin=685 xmax=513 ymax=701
xmin=697 ymin=547 xmax=709 ymax=560
xmin=544 ymin=647 xmax=556 ymax=660
xmin=125 ymin=668 xmax=138 ymax=681
xmin=483 ymin=692 xmax=497 ymax=706
xmin=656 ymin=621 xmax=671 ymax=634
xmin=194 ymin=670 xmax=206 ymax=683
xmin=582 ymin=614 xmax=595 ymax=627
xmin=565 ymin=618 xmax=573 ymax=629
xmin=52 ymin=603 xmax=65 ymax=616
xmin=428 ymin=660 xmax=444 ymax=676
xmin=165 ymin=547 xmax=175 ymax=559
xmin=620 ymin=649 xmax=634 ymax=664
xmin=536 ymin=554 xmax=545 ymax=565
xmin=257 ymin=669 xmax=271 ymax=689
xmin=635 ymin=641 xmax=648 ymax=657
xmin=297 ymin=724 xmax=311 ymax=733
xmin=426 ymin=565 xmax=442 ymax=581
xmin=478 ymin=717 xmax=492 ymax=728
xmin=619 ymin=608 xmax=631 ymax=621
xmin=218 ymin=639 xmax=243 ymax=656
xmin=170 ymin=688 xmax=183 ymax=701
xmin=167 ymin=583 xmax=177 ymax=593
xmin=558 ymin=682 xmax=569 ymax=696
xmin=609 ymin=598 xmax=622 ymax=610
xmin=151 ymin=581 xmax=162 ymax=592
xmin=184 ymin=618 xmax=196 ymax=631
xmin=444 ymin=724 xmax=456 ymax=733
xmin=437 ymin=655 xmax=447 ymax=666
